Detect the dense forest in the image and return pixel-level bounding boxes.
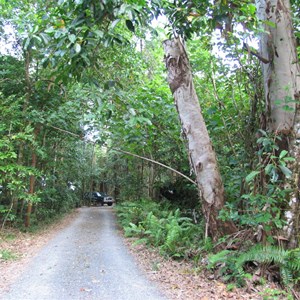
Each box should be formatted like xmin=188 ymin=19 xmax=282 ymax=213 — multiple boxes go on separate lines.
xmin=1 ymin=0 xmax=300 ymax=296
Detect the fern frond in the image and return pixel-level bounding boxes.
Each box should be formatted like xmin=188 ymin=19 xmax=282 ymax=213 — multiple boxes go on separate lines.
xmin=207 ymin=250 xmax=232 ymax=269
xmin=280 ymin=266 xmax=293 ymax=286
xmin=286 ymin=248 xmax=300 ymax=271
xmin=236 ymin=245 xmax=287 ymax=268
xmin=236 ymin=245 xmax=300 ymax=287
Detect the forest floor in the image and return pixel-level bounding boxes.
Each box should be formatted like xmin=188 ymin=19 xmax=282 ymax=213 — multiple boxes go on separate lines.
xmin=124 ymin=239 xmax=289 ymax=300
xmin=0 ymin=208 xmax=289 ymax=299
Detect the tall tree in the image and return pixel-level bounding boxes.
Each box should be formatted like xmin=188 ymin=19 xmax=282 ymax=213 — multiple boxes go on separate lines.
xmin=163 ymin=38 xmax=237 ymax=240
xmin=255 ymin=0 xmax=300 ymax=247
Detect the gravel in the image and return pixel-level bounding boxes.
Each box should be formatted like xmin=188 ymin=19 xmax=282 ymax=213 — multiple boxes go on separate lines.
xmin=1 ymin=207 xmax=167 ymax=300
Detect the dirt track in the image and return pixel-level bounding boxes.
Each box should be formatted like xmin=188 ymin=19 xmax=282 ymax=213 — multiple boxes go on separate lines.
xmin=1 ymin=207 xmax=166 ymax=300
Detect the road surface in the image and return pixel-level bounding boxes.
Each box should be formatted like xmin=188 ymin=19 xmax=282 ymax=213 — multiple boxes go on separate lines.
xmin=1 ymin=207 xmax=166 ymax=300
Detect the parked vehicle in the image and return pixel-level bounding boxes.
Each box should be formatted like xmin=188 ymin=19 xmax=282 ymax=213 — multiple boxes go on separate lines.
xmin=84 ymin=192 xmax=114 ymax=206
xmin=98 ymin=192 xmax=114 ymax=206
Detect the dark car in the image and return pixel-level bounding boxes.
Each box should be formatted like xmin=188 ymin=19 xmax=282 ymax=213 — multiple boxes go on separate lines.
xmin=84 ymin=192 xmax=103 ymax=205
xmin=84 ymin=192 xmax=114 ymax=206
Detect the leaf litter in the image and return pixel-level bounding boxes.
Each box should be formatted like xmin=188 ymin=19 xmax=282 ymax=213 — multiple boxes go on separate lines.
xmin=123 ymin=237 xmax=284 ymax=300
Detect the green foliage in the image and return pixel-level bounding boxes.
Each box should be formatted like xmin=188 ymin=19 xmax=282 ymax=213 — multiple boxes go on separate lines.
xmin=220 ymin=131 xmax=294 ymax=233
xmin=115 ymin=199 xmax=169 ymax=228
xmin=0 ymin=204 xmax=16 ymax=223
xmin=208 ymin=245 xmax=300 ymax=288
xmin=259 ymin=287 xmax=293 ymax=300
xmin=237 ymin=245 xmax=300 ymax=287
xmin=116 ymin=199 xmax=203 ymax=258
xmin=255 ymin=131 xmax=294 ymax=182
xmin=34 ymin=187 xmax=79 ymax=223
xmin=207 ymin=249 xmax=247 ymax=285
xmin=0 ymin=249 xmax=18 ymax=261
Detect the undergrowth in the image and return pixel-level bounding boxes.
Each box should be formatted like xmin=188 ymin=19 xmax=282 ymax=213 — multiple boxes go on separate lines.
xmin=0 ymin=249 xmax=18 ymax=261
xmin=207 ymin=244 xmax=300 ymax=292
xmin=115 ymin=199 xmax=204 ymax=258
xmin=116 ymin=198 xmax=299 ymax=296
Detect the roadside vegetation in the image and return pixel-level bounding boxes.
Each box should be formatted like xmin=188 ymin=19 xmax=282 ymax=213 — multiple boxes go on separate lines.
xmin=0 ymin=0 xmax=300 ymax=298
xmin=116 ymin=199 xmax=300 ymax=298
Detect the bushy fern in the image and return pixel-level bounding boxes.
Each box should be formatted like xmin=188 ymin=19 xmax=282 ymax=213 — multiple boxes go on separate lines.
xmin=143 ymin=212 xmax=165 ymax=246
xmin=116 ymin=199 xmax=203 ymax=258
xmin=236 ymin=245 xmax=300 ymax=286
xmin=124 ymin=222 xmax=145 ymax=237
xmin=208 ymin=245 xmax=300 ymax=288
xmin=207 ymin=250 xmax=232 ymax=269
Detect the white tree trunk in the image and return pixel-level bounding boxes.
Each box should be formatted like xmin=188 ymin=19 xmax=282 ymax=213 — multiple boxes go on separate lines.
xmin=256 ymin=0 xmax=299 ymax=132
xmin=256 ymin=0 xmax=300 ymax=246
xmin=163 ymin=38 xmax=236 ymax=240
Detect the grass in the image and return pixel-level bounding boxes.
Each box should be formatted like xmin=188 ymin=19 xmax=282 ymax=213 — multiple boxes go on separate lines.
xmin=0 ymin=249 xmax=18 ymax=261
xmin=4 ymin=233 xmax=16 ymax=241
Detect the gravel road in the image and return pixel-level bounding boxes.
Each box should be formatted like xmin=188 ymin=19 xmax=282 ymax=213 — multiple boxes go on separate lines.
xmin=1 ymin=207 xmax=167 ymax=300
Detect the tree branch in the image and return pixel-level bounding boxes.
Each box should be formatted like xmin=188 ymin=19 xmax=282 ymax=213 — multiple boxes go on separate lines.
xmin=43 ymin=125 xmax=196 ymax=185
xmin=47 ymin=125 xmax=81 ymax=137
xmin=243 ymin=42 xmax=270 ymax=64
xmin=112 ymin=148 xmax=197 ymax=186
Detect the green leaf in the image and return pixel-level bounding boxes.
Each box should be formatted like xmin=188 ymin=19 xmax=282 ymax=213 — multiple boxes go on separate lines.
xmin=94 ymin=30 xmax=103 ymax=38
xmin=54 ymin=30 xmax=62 ymax=39
xmin=23 ymin=37 xmax=31 ymax=50
xmin=258 ymin=129 xmax=267 ymax=136
xmin=39 ymin=33 xmax=50 ymax=44
xmin=271 ymin=169 xmax=279 ymax=182
xmin=283 ymin=157 xmax=295 ymax=162
xmin=279 ymin=150 xmax=288 ymax=159
xmin=265 ymin=164 xmax=273 ymax=175
xmin=245 ymin=171 xmax=260 ymax=183
xmin=33 ymin=25 xmax=39 ymax=34
xmin=282 ymin=105 xmax=295 ymax=112
xmin=279 ymin=165 xmax=292 ymax=178
xmin=248 ymin=3 xmax=256 ymax=14
xmin=33 ymin=35 xmax=42 ymax=44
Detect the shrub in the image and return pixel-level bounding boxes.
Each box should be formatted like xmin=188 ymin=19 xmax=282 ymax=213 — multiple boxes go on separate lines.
xmin=207 ymin=245 xmax=300 ymax=289
xmin=116 ymin=199 xmax=203 ymax=258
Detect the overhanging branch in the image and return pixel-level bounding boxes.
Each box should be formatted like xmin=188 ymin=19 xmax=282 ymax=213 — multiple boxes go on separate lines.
xmin=44 ymin=125 xmax=196 ymax=185
xmin=112 ymin=148 xmax=197 ymax=186
xmin=47 ymin=125 xmax=81 ymax=137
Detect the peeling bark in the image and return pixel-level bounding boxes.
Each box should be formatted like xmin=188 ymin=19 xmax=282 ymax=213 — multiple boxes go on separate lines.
xmin=163 ymin=38 xmax=236 ymax=241
xmin=256 ymin=0 xmax=299 ymax=132
xmin=256 ymin=0 xmax=300 ymax=247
